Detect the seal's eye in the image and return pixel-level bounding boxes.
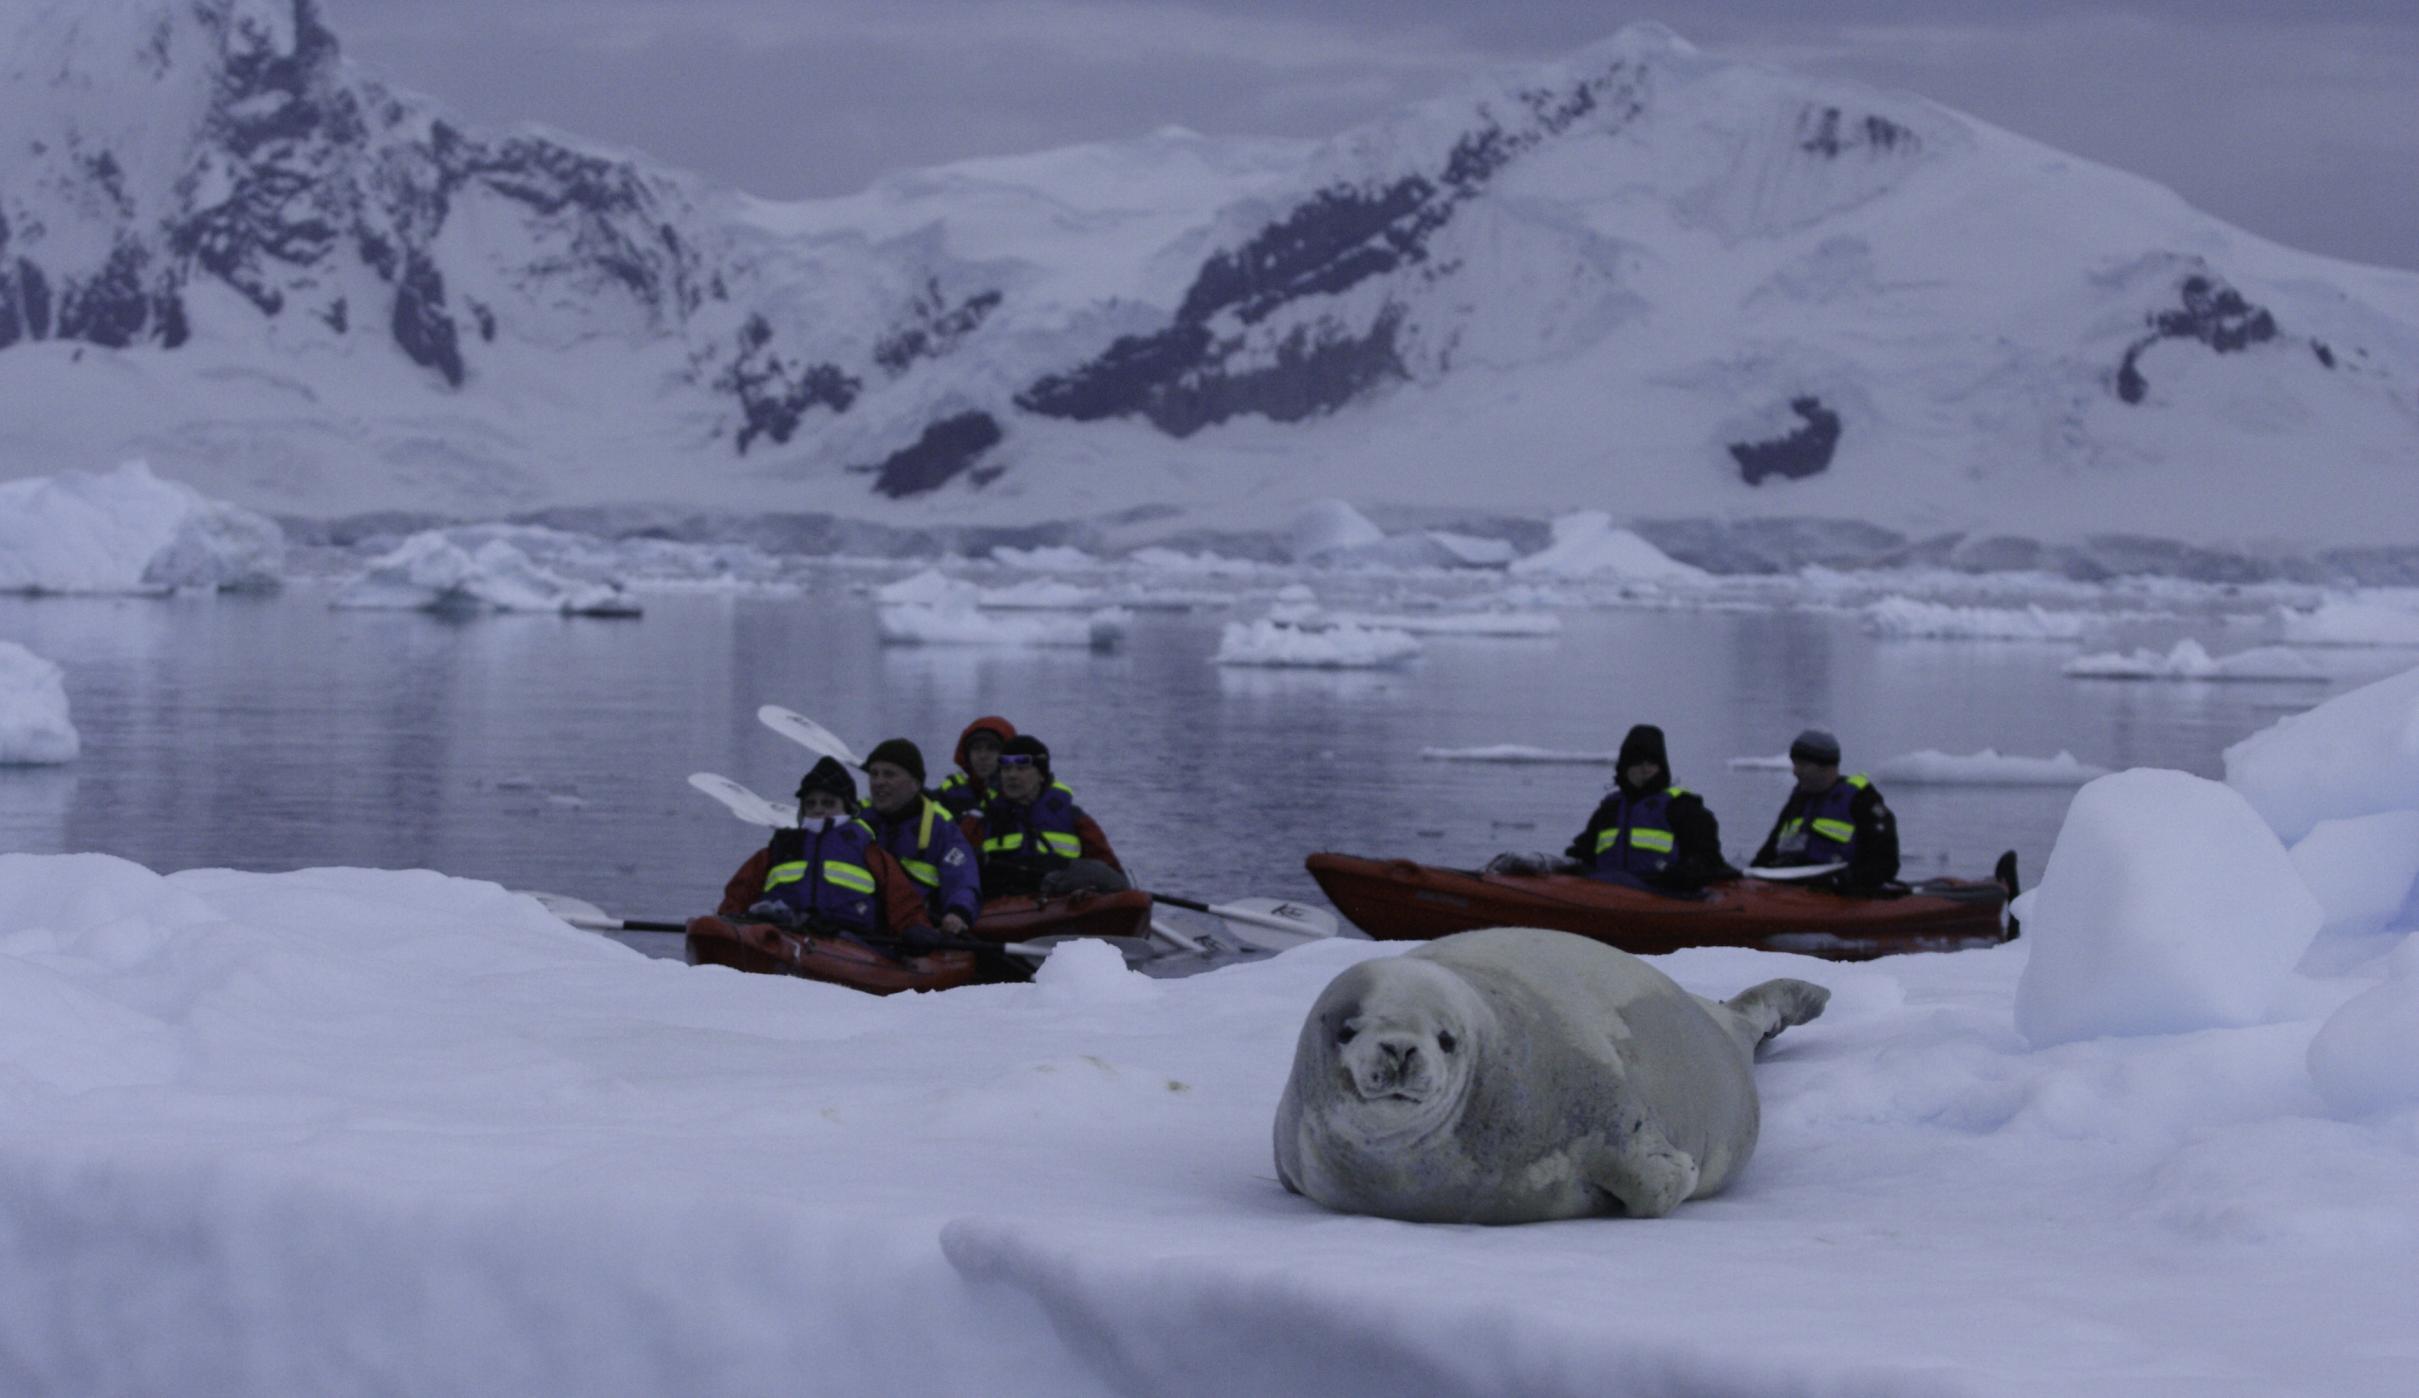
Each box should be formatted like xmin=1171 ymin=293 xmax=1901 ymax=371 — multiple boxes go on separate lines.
xmin=1437 ymin=1031 xmax=1458 ymax=1054
xmin=1337 ymin=1025 xmax=1358 ymax=1045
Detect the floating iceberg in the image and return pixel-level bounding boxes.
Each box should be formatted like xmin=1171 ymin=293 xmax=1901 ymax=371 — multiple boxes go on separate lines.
xmin=1869 ymin=749 xmax=2109 ymax=786
xmin=0 ymin=462 xmax=283 ymax=595
xmin=2226 ymin=662 xmax=2419 ymax=845
xmin=0 ymin=642 xmax=78 ymax=765
xmin=873 ymin=568 xmax=978 ymax=607
xmin=1507 ymin=512 xmax=1709 ymax=584
xmin=2277 ymin=597 xmax=2419 ymax=647
xmin=878 ymin=603 xmax=1128 ymax=649
xmin=2062 ymin=639 xmax=2321 ymax=682
xmin=1861 ymin=597 xmax=2088 ymax=641
xmin=332 ymin=533 xmax=641 ymax=616
xmin=1419 ymin=744 xmax=1617 ymax=765
xmin=977 ymin=579 xmax=1102 ymax=610
xmin=1328 ymin=609 xmax=1562 ymax=637
xmin=1212 ymin=620 xmax=1420 ymax=668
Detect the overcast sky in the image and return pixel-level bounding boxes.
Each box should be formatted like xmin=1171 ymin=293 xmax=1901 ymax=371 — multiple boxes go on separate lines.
xmin=328 ymin=0 xmax=2418 ymax=271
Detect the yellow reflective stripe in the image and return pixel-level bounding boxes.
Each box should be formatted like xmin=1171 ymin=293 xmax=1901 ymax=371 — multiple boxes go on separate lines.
xmin=764 ymin=861 xmax=809 ymax=889
xmin=1041 ymin=831 xmax=1082 ymax=858
xmin=822 ymin=862 xmax=876 ymax=895
xmin=1847 ymin=774 xmax=1871 ymax=790
xmin=1628 ymin=828 xmax=1675 ymax=854
xmin=901 ymin=860 xmax=939 ymax=888
xmin=1666 ymin=786 xmax=1688 ymax=797
xmin=917 ymin=800 xmax=940 ymax=847
xmin=1594 ymin=828 xmax=1622 ymax=854
xmin=984 ymin=832 xmax=1025 ymax=854
xmin=1811 ymin=818 xmax=1856 ymax=843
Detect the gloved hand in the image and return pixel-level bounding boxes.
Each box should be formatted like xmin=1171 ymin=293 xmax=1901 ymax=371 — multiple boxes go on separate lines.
xmin=746 ymin=899 xmax=801 ymax=929
xmin=1485 ymin=851 xmax=1549 ymax=876
xmin=900 ymin=921 xmax=947 ymax=953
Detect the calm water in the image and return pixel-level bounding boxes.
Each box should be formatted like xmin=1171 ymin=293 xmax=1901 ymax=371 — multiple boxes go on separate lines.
xmin=0 ymin=584 xmax=2398 ymax=926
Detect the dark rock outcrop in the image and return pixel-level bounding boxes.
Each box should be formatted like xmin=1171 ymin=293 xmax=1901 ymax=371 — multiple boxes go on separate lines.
xmin=1729 ymin=398 xmax=1842 ymax=485
xmin=717 ymin=314 xmax=859 ymax=452
xmin=866 ymin=411 xmax=1005 ymax=498
xmin=2114 ymin=273 xmax=2286 ymax=404
xmin=874 ymin=283 xmax=1000 ymax=376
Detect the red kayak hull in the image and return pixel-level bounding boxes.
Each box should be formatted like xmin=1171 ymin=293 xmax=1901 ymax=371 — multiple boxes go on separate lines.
xmin=1305 ymin=853 xmax=2014 ymax=960
xmin=684 ymin=889 xmax=1157 ymax=994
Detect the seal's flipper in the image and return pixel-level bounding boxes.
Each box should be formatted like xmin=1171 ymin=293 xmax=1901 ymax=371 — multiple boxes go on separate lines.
xmin=1586 ymin=1119 xmax=1699 ymax=1218
xmin=1725 ymin=978 xmax=1831 ymax=1046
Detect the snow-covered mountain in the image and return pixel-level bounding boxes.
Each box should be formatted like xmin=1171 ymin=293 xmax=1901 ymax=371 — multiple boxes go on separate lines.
xmin=2 ymin=0 xmax=2415 ymax=560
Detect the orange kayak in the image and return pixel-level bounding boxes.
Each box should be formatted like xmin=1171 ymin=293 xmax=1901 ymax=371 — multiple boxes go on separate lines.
xmin=684 ymin=887 xmax=1157 ymax=994
xmin=1305 ymin=852 xmax=2017 ymax=960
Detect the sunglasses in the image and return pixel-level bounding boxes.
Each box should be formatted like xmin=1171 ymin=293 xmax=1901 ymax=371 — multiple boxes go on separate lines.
xmin=995 ymin=754 xmax=1039 ymax=767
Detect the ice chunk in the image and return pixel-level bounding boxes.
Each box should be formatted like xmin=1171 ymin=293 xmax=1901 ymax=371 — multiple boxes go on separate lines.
xmin=1870 ymin=749 xmax=2108 ymax=786
xmin=1326 ymin=609 xmax=1560 ymax=637
xmin=879 ymin=603 xmax=1127 ymax=649
xmin=2288 ymin=812 xmax=2419 ymax=940
xmin=1031 ymin=937 xmax=1160 ymax=1005
xmin=989 ymin=544 xmax=1100 ymax=571
xmin=1212 ymin=620 xmax=1420 ymax=668
xmin=874 ymin=568 xmax=978 ymax=606
xmin=1288 ymin=499 xmax=1385 ymax=562
xmin=1861 ymin=598 xmax=2087 ymax=641
xmin=2306 ymin=953 xmax=2419 ymax=1116
xmin=0 ymin=462 xmax=284 ymax=594
xmin=2277 ymin=596 xmax=2419 ymax=648
xmin=2062 ymin=639 xmax=2322 ymax=682
xmin=2014 ymin=769 xmax=2322 ymax=1047
xmin=1508 ymin=511 xmax=1709 ymax=583
xmin=0 ymin=642 xmax=79 ymax=765
xmin=2225 ymin=662 xmax=2419 ymax=845
xmin=332 ymin=534 xmax=640 ymax=616
xmin=977 ymin=579 xmax=1100 ymax=610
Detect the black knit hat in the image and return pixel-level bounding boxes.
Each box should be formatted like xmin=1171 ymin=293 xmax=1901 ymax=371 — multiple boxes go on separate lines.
xmin=861 ymin=737 xmax=926 ymax=783
xmin=1789 ymin=728 xmax=1842 ymax=764
xmin=1615 ymin=723 xmax=1669 ymax=774
xmin=1000 ymin=734 xmax=1050 ymax=767
xmin=795 ymin=755 xmax=858 ymax=803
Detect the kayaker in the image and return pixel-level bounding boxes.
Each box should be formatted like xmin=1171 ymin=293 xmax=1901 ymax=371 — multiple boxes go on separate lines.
xmin=1560 ymin=723 xmax=1736 ymax=892
xmin=936 ymin=715 xmax=1017 ymax=818
xmin=962 ymin=735 xmax=1127 ymax=898
xmin=1750 ymin=728 xmax=1901 ymax=890
xmin=717 ymin=756 xmax=941 ymax=948
xmin=859 ymin=737 xmax=982 ymax=937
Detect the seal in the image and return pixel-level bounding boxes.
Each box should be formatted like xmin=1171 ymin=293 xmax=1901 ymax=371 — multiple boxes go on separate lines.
xmin=1273 ymin=927 xmax=1828 ymax=1223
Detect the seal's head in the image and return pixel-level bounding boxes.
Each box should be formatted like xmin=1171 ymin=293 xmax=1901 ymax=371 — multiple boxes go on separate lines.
xmin=1304 ymin=958 xmax=1491 ymax=1135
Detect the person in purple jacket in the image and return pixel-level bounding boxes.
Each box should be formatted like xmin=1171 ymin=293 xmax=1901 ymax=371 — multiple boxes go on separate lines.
xmin=859 ymin=738 xmax=983 ymax=937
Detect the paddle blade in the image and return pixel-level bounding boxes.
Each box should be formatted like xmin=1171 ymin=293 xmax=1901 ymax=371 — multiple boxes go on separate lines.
xmin=688 ymin=772 xmax=791 ymax=827
xmin=757 ymin=705 xmax=865 ymax=767
xmin=1742 ymin=863 xmax=1848 ymax=883
xmin=1208 ymin=897 xmax=1341 ymax=950
xmin=523 ymin=889 xmax=615 ymax=927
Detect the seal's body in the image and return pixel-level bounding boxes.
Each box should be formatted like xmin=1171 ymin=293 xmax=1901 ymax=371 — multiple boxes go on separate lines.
xmin=1274 ymin=927 xmax=1828 ymax=1222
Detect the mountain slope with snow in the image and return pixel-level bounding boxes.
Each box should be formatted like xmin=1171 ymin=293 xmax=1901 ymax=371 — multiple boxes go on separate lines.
xmin=0 ymin=2 xmax=2413 ymax=554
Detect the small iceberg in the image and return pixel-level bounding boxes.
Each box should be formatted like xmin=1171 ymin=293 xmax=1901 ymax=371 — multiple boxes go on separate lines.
xmin=1868 ymin=749 xmax=2111 ymax=786
xmin=0 ymin=462 xmax=284 ymax=595
xmin=1861 ymin=597 xmax=2088 ymax=641
xmin=1507 ymin=512 xmax=1708 ymax=584
xmin=0 ymin=641 xmax=79 ymax=765
xmin=2277 ymin=597 xmax=2419 ymax=648
xmin=2063 ymin=639 xmax=2322 ymax=682
xmin=1213 ymin=619 xmax=1420 ymax=669
xmin=333 ymin=533 xmax=642 ymax=616
xmin=879 ymin=603 xmax=1128 ymax=650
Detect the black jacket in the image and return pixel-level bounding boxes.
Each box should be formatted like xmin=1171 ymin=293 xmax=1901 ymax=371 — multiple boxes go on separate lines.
xmin=1565 ymin=785 xmax=1736 ymax=891
xmin=1751 ymin=778 xmax=1901 ymax=890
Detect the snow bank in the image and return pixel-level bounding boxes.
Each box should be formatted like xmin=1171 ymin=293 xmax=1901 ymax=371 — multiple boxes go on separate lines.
xmin=879 ymin=603 xmax=1128 ymax=649
xmin=332 ymin=533 xmax=642 ymax=616
xmin=2062 ymin=639 xmax=2322 ymax=682
xmin=2277 ymin=596 xmax=2419 ymax=647
xmin=0 ymin=852 xmax=2410 ymax=1394
xmin=1507 ymin=511 xmax=1709 ymax=583
xmin=0 ymin=642 xmax=78 ymax=765
xmin=1419 ymin=744 xmax=1617 ymax=765
xmin=0 ymin=462 xmax=283 ymax=594
xmin=1869 ymin=748 xmax=2108 ymax=786
xmin=1212 ymin=620 xmax=1420 ymax=668
xmin=2225 ymin=662 xmax=2419 ymax=844
xmin=1860 ymin=597 xmax=2088 ymax=641
xmin=2013 ymin=770 xmax=2321 ymax=1047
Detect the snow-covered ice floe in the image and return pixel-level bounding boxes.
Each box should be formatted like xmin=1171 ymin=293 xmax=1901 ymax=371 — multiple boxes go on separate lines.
xmin=1212 ymin=619 xmax=1420 ymax=668
xmin=1419 ymin=744 xmax=1617 ymax=765
xmin=1860 ymin=596 xmax=2088 ymax=641
xmin=0 ymin=642 xmax=78 ymax=765
xmin=1868 ymin=748 xmax=2109 ymax=786
xmin=1506 ymin=511 xmax=1709 ymax=584
xmin=332 ymin=533 xmax=642 ymax=616
xmin=2062 ymin=638 xmax=2322 ymax=681
xmin=0 ymin=462 xmax=283 ymax=594
xmin=879 ymin=603 xmax=1129 ymax=649
xmin=0 ymin=831 xmax=2411 ymax=1393
xmin=2277 ymin=596 xmax=2419 ymax=647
